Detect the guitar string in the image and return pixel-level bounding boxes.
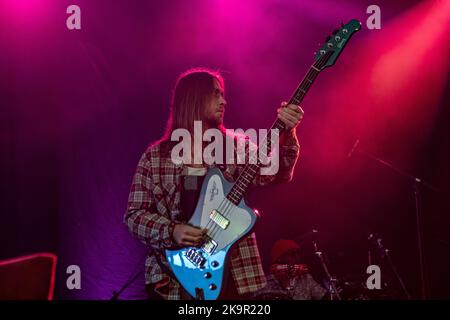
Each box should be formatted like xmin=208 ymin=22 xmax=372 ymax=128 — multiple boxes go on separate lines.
xmin=205 ymin=53 xmax=329 ymax=240
xmin=205 ymin=51 xmax=332 ymax=239
xmin=203 ymin=51 xmax=332 ymax=241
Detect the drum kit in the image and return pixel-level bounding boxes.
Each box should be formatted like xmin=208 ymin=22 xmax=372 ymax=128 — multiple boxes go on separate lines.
xmin=254 ymin=231 xmax=411 ymax=300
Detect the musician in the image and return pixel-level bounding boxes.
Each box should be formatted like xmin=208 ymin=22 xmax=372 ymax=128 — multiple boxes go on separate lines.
xmin=255 ymin=239 xmax=327 ymax=300
xmin=124 ymin=68 xmax=303 ymax=300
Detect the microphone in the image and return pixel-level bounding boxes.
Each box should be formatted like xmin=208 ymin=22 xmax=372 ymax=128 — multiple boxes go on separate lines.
xmin=347 ymin=139 xmax=360 ymax=158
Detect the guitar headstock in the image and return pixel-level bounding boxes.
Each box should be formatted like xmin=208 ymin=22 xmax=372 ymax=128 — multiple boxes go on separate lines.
xmin=314 ymin=19 xmax=361 ymax=70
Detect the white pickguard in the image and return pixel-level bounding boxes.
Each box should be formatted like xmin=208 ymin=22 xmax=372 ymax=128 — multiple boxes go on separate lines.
xmin=198 ymin=174 xmax=253 ymax=252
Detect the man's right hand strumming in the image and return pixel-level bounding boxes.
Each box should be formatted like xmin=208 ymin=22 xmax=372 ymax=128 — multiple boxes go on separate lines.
xmin=173 ymin=224 xmax=207 ymax=247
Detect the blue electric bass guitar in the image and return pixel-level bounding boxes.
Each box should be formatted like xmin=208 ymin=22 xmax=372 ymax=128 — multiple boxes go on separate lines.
xmin=165 ymin=19 xmax=361 ymax=300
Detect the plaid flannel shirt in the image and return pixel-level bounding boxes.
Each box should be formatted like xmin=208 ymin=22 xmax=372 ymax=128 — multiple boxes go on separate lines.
xmin=124 ymin=131 xmax=300 ymax=300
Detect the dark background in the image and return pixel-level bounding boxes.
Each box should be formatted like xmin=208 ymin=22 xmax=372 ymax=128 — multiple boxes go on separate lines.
xmin=1 ymin=0 xmax=449 ymax=299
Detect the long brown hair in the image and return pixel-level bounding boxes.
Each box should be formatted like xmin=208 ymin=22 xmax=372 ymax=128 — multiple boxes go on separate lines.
xmin=164 ymin=68 xmax=225 ymax=137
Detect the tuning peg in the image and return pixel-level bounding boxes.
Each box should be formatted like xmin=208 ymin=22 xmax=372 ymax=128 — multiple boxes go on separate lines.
xmin=332 ymin=29 xmax=339 ymax=35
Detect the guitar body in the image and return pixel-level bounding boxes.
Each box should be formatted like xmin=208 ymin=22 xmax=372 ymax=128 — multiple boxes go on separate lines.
xmin=165 ymin=167 xmax=257 ymax=300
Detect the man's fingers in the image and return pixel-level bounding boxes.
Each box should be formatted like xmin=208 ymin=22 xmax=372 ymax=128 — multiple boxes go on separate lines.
xmin=185 ymin=226 xmax=205 ymax=236
xmin=277 ymin=108 xmax=297 ymax=119
xmin=173 ymin=224 xmax=208 ymax=247
xmin=278 ymin=110 xmax=298 ymax=124
xmin=281 ymin=110 xmax=298 ymax=122
xmin=181 ymin=234 xmax=205 ymax=247
xmin=278 ymin=102 xmax=304 ymax=130
xmin=286 ymin=103 xmax=300 ymax=110
xmin=181 ymin=240 xmax=197 ymax=246
xmin=284 ymin=105 xmax=303 ymax=117
xmin=277 ymin=114 xmax=296 ymax=128
xmin=181 ymin=234 xmax=203 ymax=243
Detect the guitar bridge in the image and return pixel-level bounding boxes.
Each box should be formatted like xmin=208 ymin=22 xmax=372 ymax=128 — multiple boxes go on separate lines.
xmin=185 ymin=248 xmax=206 ymax=268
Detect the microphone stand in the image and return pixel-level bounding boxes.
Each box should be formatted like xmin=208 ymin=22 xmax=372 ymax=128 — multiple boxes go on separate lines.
xmin=311 ymin=234 xmax=341 ymax=300
xmin=111 ymin=269 xmax=145 ymax=300
xmin=368 ymin=233 xmax=411 ymax=299
xmin=110 ymin=253 xmax=147 ymax=300
xmin=352 ymin=145 xmax=439 ymax=299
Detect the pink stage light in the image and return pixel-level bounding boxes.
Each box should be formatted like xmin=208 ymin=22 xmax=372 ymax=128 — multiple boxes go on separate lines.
xmin=310 ymin=0 xmax=450 ymax=172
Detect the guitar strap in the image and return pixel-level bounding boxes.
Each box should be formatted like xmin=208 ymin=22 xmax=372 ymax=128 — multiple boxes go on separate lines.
xmin=179 ymin=171 xmax=206 ymax=222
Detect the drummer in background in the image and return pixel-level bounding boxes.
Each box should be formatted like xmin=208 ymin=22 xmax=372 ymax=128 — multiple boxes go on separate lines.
xmin=255 ymin=239 xmax=327 ymax=300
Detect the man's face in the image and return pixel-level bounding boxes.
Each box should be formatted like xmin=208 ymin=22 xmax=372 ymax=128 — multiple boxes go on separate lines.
xmin=276 ymin=249 xmax=302 ymax=265
xmin=203 ymin=79 xmax=226 ymax=128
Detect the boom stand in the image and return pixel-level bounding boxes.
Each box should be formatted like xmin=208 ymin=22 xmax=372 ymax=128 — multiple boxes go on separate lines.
xmin=354 ymin=147 xmax=439 ymax=299
xmin=312 ymin=238 xmax=341 ymax=300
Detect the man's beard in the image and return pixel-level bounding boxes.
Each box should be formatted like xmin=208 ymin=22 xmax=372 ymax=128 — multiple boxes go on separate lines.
xmin=204 ymin=115 xmax=222 ymax=129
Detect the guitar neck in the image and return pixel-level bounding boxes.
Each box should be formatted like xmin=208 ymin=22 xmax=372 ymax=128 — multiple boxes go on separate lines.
xmin=225 ymin=58 xmax=329 ymax=205
xmin=271 ymin=65 xmax=321 ymax=132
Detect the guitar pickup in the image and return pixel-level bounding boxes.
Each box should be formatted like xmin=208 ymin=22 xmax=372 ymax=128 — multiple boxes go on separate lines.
xmin=209 ymin=209 xmax=230 ymax=230
xmin=202 ymin=237 xmax=217 ymax=255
